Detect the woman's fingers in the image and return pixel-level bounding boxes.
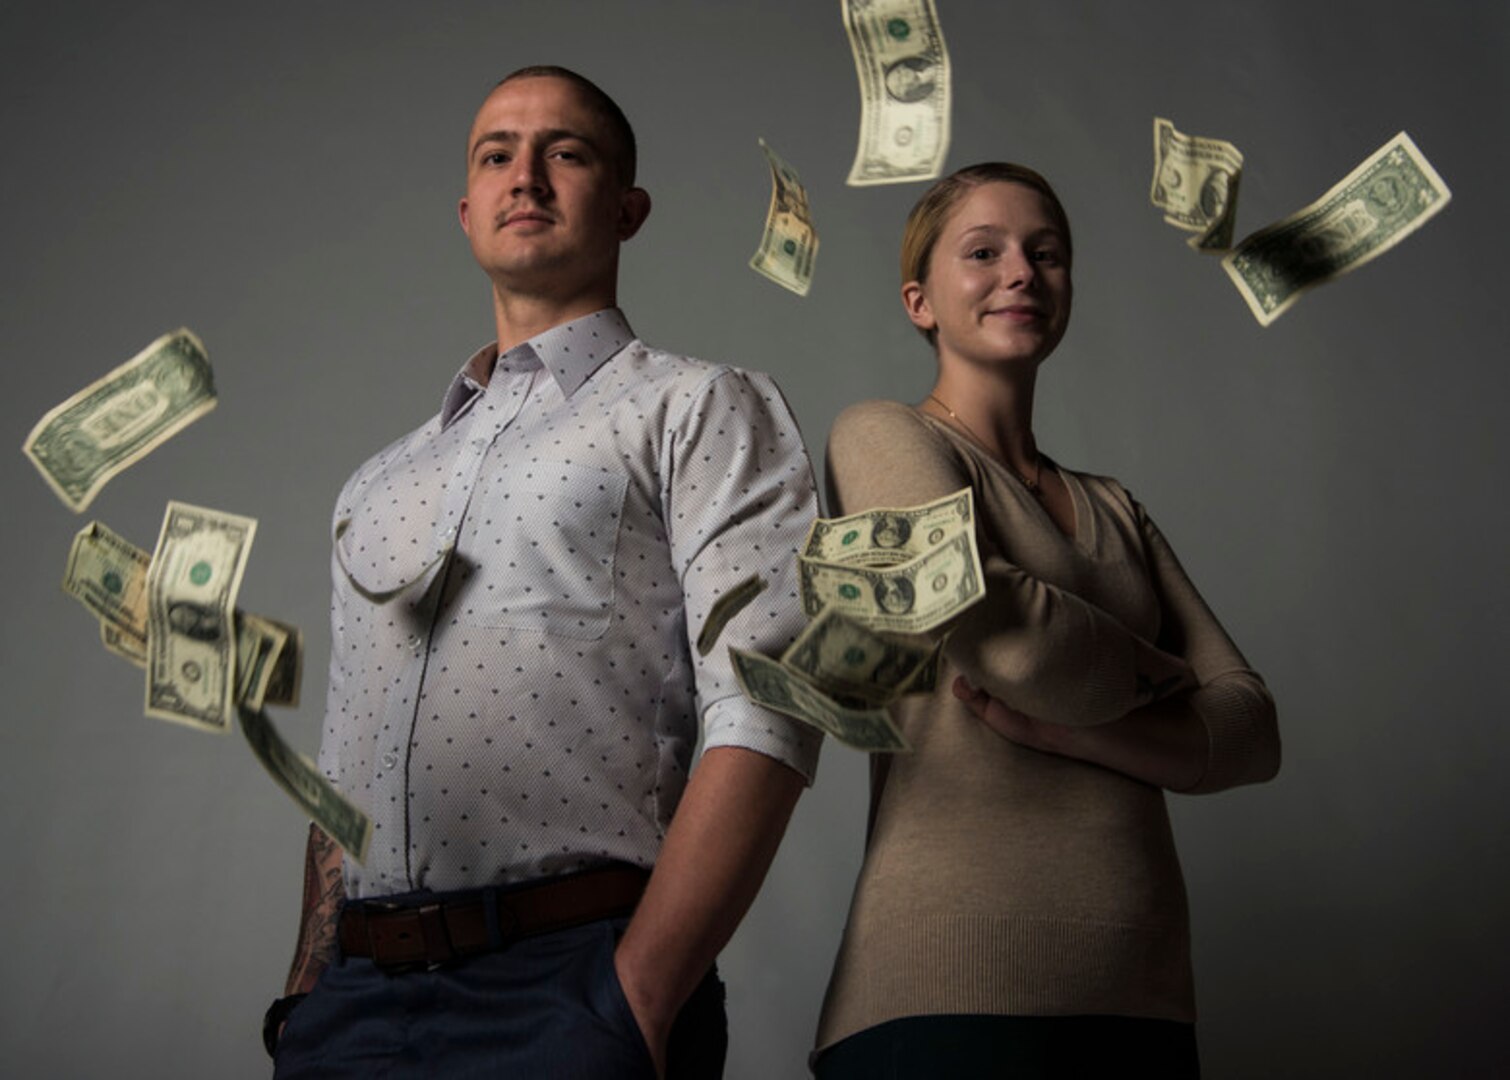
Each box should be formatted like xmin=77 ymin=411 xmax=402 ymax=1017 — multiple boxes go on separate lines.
xmin=952 ymin=674 xmax=982 ymax=701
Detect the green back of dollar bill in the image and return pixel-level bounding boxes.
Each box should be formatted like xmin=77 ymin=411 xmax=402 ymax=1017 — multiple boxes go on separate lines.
xmin=1222 ymin=132 xmax=1450 ymax=325
xmin=23 ymin=328 xmax=216 ymax=512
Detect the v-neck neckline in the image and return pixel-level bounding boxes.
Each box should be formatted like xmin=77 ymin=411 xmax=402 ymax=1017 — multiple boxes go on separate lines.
xmin=915 ymin=409 xmax=1093 ymax=554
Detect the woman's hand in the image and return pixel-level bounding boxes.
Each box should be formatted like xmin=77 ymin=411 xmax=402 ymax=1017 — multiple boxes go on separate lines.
xmin=952 ymin=674 xmax=1064 ymax=754
xmin=952 ymin=674 xmax=1209 ymax=790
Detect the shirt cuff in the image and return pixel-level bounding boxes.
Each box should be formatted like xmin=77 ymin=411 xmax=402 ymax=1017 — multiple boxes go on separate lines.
xmin=701 ymin=694 xmax=823 ymax=785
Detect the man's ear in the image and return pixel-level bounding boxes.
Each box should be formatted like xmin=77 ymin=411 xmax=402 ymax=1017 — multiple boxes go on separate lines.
xmin=901 ymin=280 xmax=935 ymax=333
xmin=458 ymin=197 xmax=473 ymax=236
xmin=618 ymin=187 xmax=652 ymax=241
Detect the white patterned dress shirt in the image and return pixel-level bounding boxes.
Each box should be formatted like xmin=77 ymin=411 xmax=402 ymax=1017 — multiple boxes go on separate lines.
xmin=319 ymin=308 xmax=823 ymax=898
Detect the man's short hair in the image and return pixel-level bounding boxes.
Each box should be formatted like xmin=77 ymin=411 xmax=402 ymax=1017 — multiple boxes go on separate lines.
xmin=492 ymin=65 xmax=638 ymax=188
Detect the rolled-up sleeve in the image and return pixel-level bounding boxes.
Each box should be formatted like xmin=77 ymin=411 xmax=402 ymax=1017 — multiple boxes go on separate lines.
xmin=663 ymin=367 xmax=823 ymax=783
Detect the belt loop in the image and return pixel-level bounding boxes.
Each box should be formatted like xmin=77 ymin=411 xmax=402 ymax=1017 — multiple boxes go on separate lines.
xmin=417 ymin=902 xmax=454 ymax=969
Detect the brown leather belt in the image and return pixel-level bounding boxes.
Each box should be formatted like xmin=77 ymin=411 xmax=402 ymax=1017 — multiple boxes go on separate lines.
xmin=339 ymin=865 xmax=649 ymax=972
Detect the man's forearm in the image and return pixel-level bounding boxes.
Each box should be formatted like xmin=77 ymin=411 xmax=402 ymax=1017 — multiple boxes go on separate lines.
xmin=613 ymin=745 xmax=806 ymax=1063
xmin=283 ymin=822 xmax=346 ymax=997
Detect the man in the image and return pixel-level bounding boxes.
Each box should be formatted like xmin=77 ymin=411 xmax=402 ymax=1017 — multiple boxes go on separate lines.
xmin=265 ymin=66 xmax=823 ymax=1078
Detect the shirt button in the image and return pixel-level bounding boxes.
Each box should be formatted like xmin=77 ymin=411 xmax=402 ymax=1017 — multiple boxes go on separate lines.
xmin=381 ymin=753 xmax=398 ymax=771
xmin=407 ymin=634 xmax=423 ymax=653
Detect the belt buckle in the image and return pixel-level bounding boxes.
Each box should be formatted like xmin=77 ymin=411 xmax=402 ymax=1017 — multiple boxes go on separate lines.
xmin=365 ymin=900 xmax=455 ymax=974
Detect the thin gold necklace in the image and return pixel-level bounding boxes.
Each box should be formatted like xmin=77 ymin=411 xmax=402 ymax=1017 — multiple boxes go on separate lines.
xmin=926 ymin=393 xmax=1044 ymax=498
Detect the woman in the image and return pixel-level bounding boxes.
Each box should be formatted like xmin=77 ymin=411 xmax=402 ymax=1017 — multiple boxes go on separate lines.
xmin=812 ymin=163 xmax=1280 ymax=1077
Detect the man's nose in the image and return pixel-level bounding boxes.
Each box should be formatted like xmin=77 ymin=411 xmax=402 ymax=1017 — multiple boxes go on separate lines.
xmin=509 ymin=152 xmax=550 ymax=196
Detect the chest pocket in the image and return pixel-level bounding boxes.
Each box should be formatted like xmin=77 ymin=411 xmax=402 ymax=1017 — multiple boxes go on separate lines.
xmin=452 ymin=459 xmax=628 ymax=640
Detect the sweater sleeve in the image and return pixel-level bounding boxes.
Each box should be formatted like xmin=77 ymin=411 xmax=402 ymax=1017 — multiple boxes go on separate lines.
xmin=827 ymin=401 xmax=1173 ymax=727
xmin=825 ymin=400 xmax=972 ymax=513
xmin=1133 ymin=496 xmax=1281 ymax=793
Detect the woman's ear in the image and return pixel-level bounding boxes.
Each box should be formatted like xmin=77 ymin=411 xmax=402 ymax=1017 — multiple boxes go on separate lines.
xmin=901 ymin=280 xmax=935 ymax=333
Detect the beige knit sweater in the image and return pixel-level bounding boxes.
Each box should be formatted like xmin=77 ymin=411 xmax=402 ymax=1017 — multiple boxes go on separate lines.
xmin=814 ymin=401 xmax=1279 ymax=1053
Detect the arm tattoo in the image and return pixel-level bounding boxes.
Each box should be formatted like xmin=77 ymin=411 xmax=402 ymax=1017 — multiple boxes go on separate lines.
xmin=284 ymin=823 xmax=346 ymax=996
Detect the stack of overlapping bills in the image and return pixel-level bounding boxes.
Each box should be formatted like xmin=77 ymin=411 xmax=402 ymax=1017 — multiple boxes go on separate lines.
xmin=709 ymin=488 xmax=982 ymax=752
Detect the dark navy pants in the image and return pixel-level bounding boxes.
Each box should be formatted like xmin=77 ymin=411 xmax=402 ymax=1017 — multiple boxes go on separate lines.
xmin=274 ymin=916 xmax=726 ymax=1079
xmin=813 ymin=1014 xmax=1200 ymax=1079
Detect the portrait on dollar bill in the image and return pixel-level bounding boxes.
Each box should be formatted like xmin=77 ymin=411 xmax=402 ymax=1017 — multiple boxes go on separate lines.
xmin=870 ymin=513 xmax=912 ymax=549
xmin=873 ymin=575 xmax=915 ymax=615
xmin=884 ymin=56 xmax=936 ymax=104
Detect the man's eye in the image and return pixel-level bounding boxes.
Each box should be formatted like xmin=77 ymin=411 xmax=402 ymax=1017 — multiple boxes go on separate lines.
xmin=482 ymin=151 xmax=509 ymax=166
xmin=550 ymin=149 xmax=582 ymax=162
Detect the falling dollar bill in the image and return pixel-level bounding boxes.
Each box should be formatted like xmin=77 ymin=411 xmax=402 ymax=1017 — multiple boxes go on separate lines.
xmin=66 ymin=519 xmax=302 ymax=707
xmin=261 ymin=618 xmax=304 ymax=709
xmin=781 ymin=608 xmax=935 ymax=707
xmin=102 ymin=622 xmax=147 ymax=667
xmin=99 ymin=609 xmax=301 ymax=711
xmin=63 ymin=521 xmax=151 ymax=640
xmin=1150 ymin=117 xmax=1244 ymax=252
xmin=234 ymin=612 xmax=289 ymax=713
xmin=803 ymin=487 xmax=973 ymax=566
xmin=842 ymin=0 xmax=951 ymax=186
xmin=1222 ymin=131 xmax=1451 ymax=326
xmin=730 ymin=647 xmax=908 ymax=752
xmin=908 ymin=636 xmax=944 ymax=694
xmin=696 ymin=574 xmax=768 ymax=657
xmin=749 ymin=139 xmax=819 ymax=296
xmin=799 ymin=528 xmax=984 ymax=633
xmin=238 ymin=705 xmax=372 ymax=863
xmin=23 ymin=329 xmax=216 ymax=513
xmin=145 ymin=501 xmax=256 ymax=732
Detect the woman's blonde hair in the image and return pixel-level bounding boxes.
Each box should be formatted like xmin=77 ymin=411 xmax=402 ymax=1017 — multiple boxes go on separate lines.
xmin=899 ymin=163 xmax=1072 ymax=344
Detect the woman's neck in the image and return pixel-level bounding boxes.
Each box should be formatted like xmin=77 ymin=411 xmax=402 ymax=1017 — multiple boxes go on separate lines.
xmin=924 ymin=366 xmax=1040 ymax=480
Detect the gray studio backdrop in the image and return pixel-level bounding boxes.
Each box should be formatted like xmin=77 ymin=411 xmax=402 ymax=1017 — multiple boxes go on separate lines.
xmin=2 ymin=3 xmax=1505 ymax=1077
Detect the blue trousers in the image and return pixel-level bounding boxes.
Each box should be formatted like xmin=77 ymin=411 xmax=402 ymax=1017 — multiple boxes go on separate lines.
xmin=275 ymin=916 xmax=726 ymax=1079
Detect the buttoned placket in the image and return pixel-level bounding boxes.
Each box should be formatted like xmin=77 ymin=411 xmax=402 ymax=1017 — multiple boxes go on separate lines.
xmin=369 ymin=356 xmax=544 ymax=889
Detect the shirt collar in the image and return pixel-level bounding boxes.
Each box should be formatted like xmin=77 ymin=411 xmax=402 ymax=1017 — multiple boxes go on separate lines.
xmin=440 ymin=307 xmax=636 ymax=427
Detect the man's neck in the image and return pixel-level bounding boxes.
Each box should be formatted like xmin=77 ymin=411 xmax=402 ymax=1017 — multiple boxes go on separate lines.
xmin=490 ymin=283 xmax=618 ymax=358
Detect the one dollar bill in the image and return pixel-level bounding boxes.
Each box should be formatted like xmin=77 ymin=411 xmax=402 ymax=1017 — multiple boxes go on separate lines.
xmin=842 ymin=0 xmax=951 ymax=186
xmin=803 ymin=487 xmax=973 ymax=567
xmin=1222 ymin=131 xmax=1451 ymax=326
xmin=23 ymin=329 xmax=216 ymax=512
xmin=66 ymin=517 xmax=304 ymax=707
xmin=261 ymin=618 xmax=304 ymax=709
xmin=749 ymin=139 xmax=818 ymax=297
xmin=730 ymin=647 xmax=908 ymax=752
xmin=234 ymin=612 xmax=290 ymax=713
xmin=798 ymin=528 xmax=984 ymax=634
xmin=145 ymin=501 xmax=256 ymax=732
xmin=239 ymin=705 xmax=372 ymax=863
xmin=781 ymin=607 xmax=935 ymax=708
xmin=1150 ymin=117 xmax=1244 ymax=252
xmin=696 ymin=574 xmax=768 ymax=657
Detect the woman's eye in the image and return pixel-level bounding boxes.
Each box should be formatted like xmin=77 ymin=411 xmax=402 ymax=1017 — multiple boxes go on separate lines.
xmin=968 ymin=247 xmax=995 ymax=261
xmin=1032 ymin=249 xmax=1062 ymax=265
